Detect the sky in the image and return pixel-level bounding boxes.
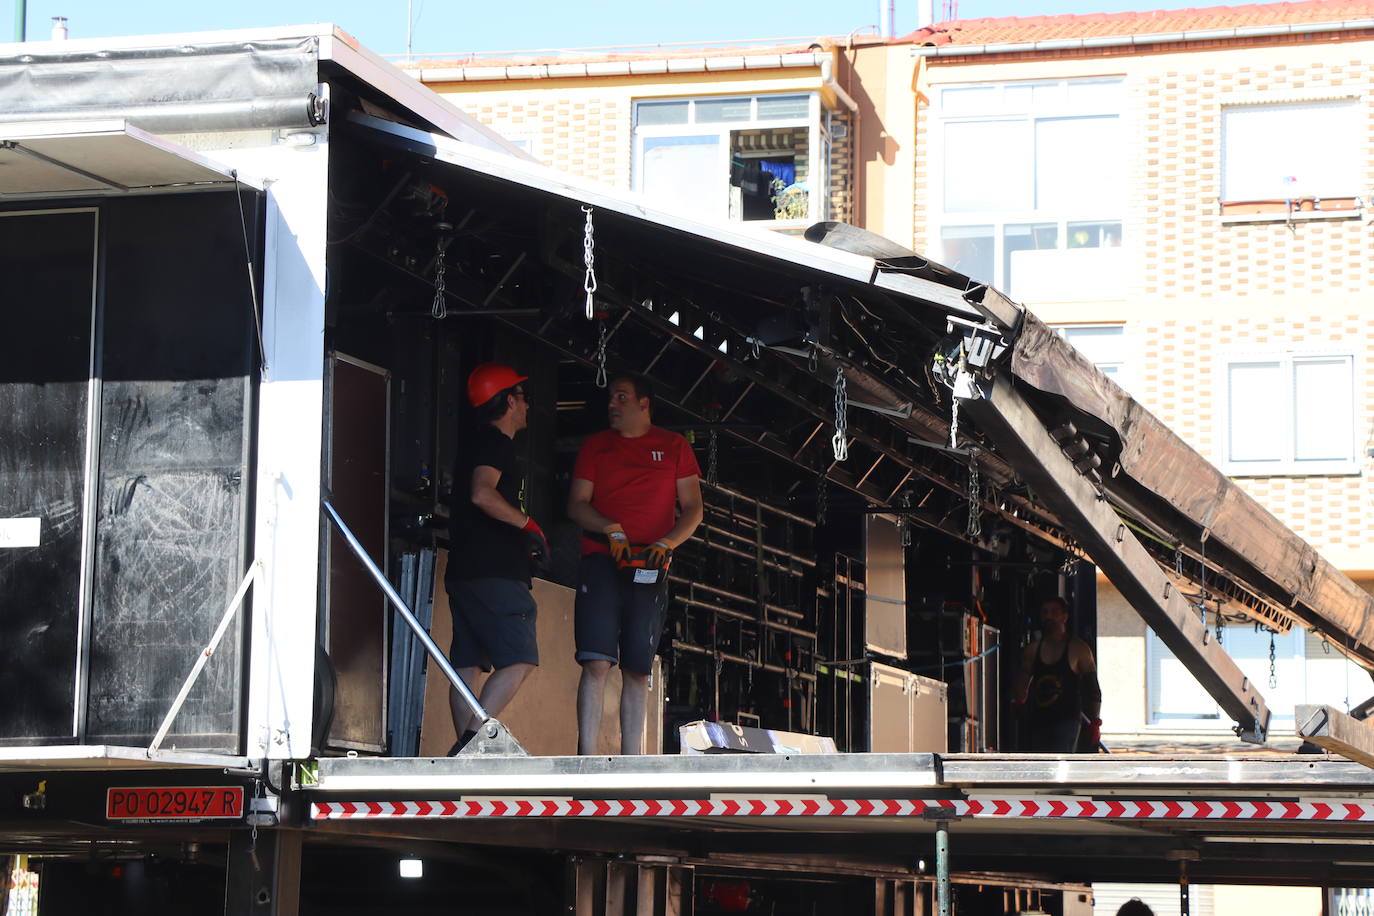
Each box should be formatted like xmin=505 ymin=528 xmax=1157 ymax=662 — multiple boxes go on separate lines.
xmin=13 ymin=0 xmax=1240 ymax=57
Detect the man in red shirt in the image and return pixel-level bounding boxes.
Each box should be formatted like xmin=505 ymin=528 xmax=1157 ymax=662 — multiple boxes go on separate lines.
xmin=568 ymin=374 xmax=703 ymax=754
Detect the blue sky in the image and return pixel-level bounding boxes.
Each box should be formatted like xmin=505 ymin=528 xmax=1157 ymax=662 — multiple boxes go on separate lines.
xmin=15 ymin=0 xmax=1231 ymax=56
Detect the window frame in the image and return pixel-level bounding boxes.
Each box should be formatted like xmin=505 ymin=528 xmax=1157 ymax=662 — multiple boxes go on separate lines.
xmin=1215 ymin=347 xmax=1361 ymax=477
xmin=630 ymin=93 xmax=825 ymax=226
xmin=1145 ymin=624 xmax=1305 ymax=728
xmin=1218 ymin=95 xmax=1364 ymax=218
xmin=930 ymin=77 xmax=1128 ymax=297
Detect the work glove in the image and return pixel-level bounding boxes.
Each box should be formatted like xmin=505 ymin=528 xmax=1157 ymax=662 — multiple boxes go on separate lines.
xmin=641 ymin=540 xmax=673 ymax=570
xmin=604 ymin=524 xmax=633 ymax=566
xmin=523 ymin=517 xmax=551 ymax=571
xmin=1086 ymin=716 xmax=1102 ymax=747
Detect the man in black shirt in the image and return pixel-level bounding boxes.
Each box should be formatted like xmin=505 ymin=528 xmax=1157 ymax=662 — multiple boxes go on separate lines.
xmin=1012 ymin=596 xmax=1102 ymax=753
xmin=445 ymin=362 xmax=548 ymax=753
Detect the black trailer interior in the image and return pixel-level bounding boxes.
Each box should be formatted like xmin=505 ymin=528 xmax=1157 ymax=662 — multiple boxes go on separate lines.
xmin=319 ymin=110 xmax=1098 ymax=759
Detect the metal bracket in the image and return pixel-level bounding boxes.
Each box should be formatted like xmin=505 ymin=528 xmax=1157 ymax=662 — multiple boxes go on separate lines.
xmin=458 ymin=718 xmax=527 ymax=756
xmin=945 ymin=315 xmax=1009 ymax=371
xmin=847 ymin=396 xmax=913 ymax=420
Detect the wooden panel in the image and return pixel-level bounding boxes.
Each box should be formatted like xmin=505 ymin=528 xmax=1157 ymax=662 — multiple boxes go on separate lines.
xmin=325 ymin=355 xmax=389 ymax=752
xmin=419 ymin=551 xmax=663 ymax=757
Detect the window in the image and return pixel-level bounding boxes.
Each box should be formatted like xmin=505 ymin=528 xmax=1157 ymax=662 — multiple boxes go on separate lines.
xmin=1218 ymin=350 xmax=1358 ymax=475
xmin=1221 ymin=99 xmax=1361 ymax=212
xmin=1148 ymin=624 xmax=1369 ymax=727
xmin=632 ymin=94 xmax=826 ymax=224
xmin=933 ymin=79 xmax=1126 ymax=301
xmin=1055 ymin=324 xmax=1130 ymax=390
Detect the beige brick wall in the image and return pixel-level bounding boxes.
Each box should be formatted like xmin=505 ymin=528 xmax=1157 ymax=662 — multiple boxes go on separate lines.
xmin=435 ymin=92 xmax=631 ymax=186
xmin=419 ymin=69 xmax=851 ymax=221
xmin=917 ymin=37 xmax=1374 ymax=571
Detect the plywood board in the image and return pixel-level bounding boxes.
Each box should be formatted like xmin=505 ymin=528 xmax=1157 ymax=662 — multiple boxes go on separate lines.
xmin=418 ymin=551 xmax=662 ymax=757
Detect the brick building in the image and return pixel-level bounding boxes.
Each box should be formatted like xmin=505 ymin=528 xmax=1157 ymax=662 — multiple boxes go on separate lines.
xmin=904 ymin=0 xmax=1374 ymax=750
xmin=407 ymin=42 xmax=863 ymax=231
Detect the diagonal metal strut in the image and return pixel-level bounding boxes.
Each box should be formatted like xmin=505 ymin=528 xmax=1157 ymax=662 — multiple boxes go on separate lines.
xmin=959 ymin=373 xmax=1270 ymax=743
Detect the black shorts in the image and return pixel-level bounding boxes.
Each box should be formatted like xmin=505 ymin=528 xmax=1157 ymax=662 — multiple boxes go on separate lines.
xmin=447 ymin=577 xmax=539 ymax=671
xmin=574 ymin=553 xmax=670 ymax=676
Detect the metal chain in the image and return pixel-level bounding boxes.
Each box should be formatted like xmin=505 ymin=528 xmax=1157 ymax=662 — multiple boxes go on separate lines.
xmin=430 ymin=236 xmax=448 ymax=320
xmin=966 ymin=452 xmax=982 ymax=538
xmin=594 ymin=320 xmax=608 ymax=389
xmin=1268 ymin=630 xmax=1278 ymax=689
xmin=1214 ymin=603 xmax=1224 ymax=647
xmin=831 ymin=368 xmax=849 ymax=461
xmin=816 ymin=474 xmax=828 ymax=527
xmin=707 ymin=428 xmax=719 ymax=485
xmin=581 ymin=205 xmax=598 ymax=320
xmin=1174 ymin=546 xmax=1183 ymax=577
xmin=898 ymin=490 xmax=913 ymax=548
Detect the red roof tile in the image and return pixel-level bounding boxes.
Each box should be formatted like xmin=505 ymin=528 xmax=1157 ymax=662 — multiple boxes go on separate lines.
xmin=903 ymin=0 xmax=1374 ymax=47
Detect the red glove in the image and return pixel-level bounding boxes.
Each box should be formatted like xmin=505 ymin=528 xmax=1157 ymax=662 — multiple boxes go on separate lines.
xmin=604 ymin=524 xmax=633 ymax=566
xmin=522 ymin=516 xmax=550 ymax=567
xmin=1086 ymin=717 xmax=1102 ymax=746
xmin=641 ymin=540 xmax=673 ymax=570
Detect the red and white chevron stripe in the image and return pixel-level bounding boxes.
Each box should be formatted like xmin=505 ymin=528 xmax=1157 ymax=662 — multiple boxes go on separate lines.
xmin=310 ymin=797 xmax=1374 ymax=821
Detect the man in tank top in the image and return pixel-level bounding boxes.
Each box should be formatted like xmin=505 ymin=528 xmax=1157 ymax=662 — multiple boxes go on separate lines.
xmin=1013 ymin=596 xmax=1102 ymax=753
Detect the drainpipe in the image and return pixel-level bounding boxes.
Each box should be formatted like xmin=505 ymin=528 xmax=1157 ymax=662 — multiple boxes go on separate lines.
xmin=819 ymin=55 xmax=860 ymax=224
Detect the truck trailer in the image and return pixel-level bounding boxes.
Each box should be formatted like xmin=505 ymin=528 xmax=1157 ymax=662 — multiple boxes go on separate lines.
xmin=2 ymin=24 xmax=1374 ymax=915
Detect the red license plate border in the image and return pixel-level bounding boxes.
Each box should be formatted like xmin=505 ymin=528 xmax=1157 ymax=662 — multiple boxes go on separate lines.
xmin=105 ymin=786 xmax=245 ymax=822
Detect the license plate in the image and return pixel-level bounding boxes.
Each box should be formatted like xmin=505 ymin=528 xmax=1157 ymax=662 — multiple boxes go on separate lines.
xmin=106 ymin=786 xmax=244 ymax=821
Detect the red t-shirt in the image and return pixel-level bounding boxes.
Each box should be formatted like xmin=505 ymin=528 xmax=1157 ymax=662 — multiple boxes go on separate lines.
xmin=572 ymin=426 xmax=701 ymax=554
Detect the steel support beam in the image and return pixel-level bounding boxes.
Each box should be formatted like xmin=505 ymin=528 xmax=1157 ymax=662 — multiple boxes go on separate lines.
xmin=1297 ymin=704 xmax=1374 ymax=769
xmin=225 ymin=829 xmax=302 ymax=916
xmin=960 ymin=373 xmax=1270 ymax=742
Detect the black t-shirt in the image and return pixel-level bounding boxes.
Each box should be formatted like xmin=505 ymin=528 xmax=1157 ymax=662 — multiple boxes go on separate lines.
xmin=447 ymin=423 xmax=530 ymax=586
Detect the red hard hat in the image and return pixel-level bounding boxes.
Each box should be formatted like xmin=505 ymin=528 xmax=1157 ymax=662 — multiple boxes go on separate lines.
xmin=466 ymin=362 xmax=528 ymax=407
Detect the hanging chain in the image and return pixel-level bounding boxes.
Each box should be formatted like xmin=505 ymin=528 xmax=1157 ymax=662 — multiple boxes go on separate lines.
xmin=898 ymin=490 xmax=913 ymax=547
xmin=816 ymin=474 xmax=828 ymax=527
xmin=707 ymin=428 xmax=720 ymax=485
xmin=581 ymin=205 xmax=598 ymax=320
xmin=831 ymin=368 xmax=849 ymax=461
xmin=1174 ymin=546 xmax=1184 ymax=577
xmin=594 ymin=319 xmax=608 ymax=389
xmin=1268 ymin=629 xmax=1278 ymax=689
xmin=966 ymin=451 xmax=982 ymax=538
xmin=1197 ymin=531 xmax=1209 ymax=627
xmin=1214 ymin=601 xmax=1224 ymax=647
xmin=949 ymin=350 xmax=971 ymax=450
xmin=430 ymin=235 xmax=449 ymax=320
xmin=1322 ymin=634 xmax=1332 ymax=655
xmin=949 ymin=384 xmax=961 ymax=450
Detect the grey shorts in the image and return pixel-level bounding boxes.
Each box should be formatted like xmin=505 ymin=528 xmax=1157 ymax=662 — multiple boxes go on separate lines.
xmin=447 ymin=577 xmax=539 ymax=671
xmin=574 ymin=553 xmax=669 ymax=676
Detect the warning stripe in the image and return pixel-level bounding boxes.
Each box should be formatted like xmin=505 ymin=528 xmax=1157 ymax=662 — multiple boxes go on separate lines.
xmin=310 ymin=797 xmax=1374 ymax=822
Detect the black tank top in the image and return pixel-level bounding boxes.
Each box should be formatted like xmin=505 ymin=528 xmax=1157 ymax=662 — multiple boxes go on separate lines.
xmin=1028 ymin=639 xmax=1080 ymax=723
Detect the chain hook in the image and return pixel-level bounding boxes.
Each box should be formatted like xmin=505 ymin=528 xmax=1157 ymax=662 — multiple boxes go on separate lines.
xmin=430 ymin=224 xmax=452 ymax=320
xmin=581 ymin=205 xmax=598 ymax=320
xmin=831 ymin=367 xmax=849 ymax=461
xmin=594 ymin=319 xmax=608 ymax=389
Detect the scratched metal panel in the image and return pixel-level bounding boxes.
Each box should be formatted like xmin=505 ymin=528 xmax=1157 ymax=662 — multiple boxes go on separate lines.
xmin=83 ymin=193 xmax=254 ymax=749
xmin=0 ymin=208 xmax=96 ymax=741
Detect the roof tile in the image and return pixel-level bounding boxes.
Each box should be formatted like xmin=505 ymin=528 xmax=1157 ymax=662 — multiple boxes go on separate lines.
xmin=903 ymin=0 xmax=1374 ymax=47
